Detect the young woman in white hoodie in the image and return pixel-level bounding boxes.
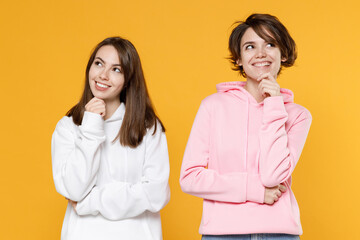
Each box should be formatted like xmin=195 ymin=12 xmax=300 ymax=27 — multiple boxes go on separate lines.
xmin=52 ymin=37 xmax=170 ymax=240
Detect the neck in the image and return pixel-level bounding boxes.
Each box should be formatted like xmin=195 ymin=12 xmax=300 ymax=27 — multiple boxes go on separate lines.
xmin=104 ymin=99 xmax=121 ymax=120
xmin=243 ymin=78 xmax=265 ymax=103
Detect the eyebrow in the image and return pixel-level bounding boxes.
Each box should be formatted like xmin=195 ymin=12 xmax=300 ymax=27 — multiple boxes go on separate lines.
xmin=95 ymin=57 xmax=121 ymax=67
xmin=242 ymin=41 xmax=255 ymax=47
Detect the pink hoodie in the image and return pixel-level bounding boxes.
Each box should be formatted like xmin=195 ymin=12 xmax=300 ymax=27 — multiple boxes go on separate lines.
xmin=180 ymin=81 xmax=312 ymax=235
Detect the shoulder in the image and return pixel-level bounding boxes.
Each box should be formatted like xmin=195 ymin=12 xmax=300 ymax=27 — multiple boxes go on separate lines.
xmin=144 ymin=120 xmax=167 ymax=147
xmin=199 ymin=92 xmax=230 ymax=111
xmin=286 ymin=102 xmax=312 ymax=119
xmin=280 ymin=87 xmax=312 ymax=120
xmin=285 ymin=102 xmax=312 ymax=128
xmin=198 ymin=91 xmax=240 ymax=118
xmin=51 ymin=116 xmax=78 ymax=143
xmin=202 ymin=91 xmax=232 ymax=104
xmin=54 ymin=116 xmax=77 ymax=133
xmin=146 ymin=120 xmax=165 ymax=137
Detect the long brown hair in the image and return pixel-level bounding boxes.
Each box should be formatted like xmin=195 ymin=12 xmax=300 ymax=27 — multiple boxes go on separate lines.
xmin=228 ymin=13 xmax=297 ymax=77
xmin=67 ymin=37 xmax=165 ymax=148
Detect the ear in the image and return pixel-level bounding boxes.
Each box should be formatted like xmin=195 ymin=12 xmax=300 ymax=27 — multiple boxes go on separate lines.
xmin=281 ymin=57 xmax=287 ymax=62
xmin=236 ymin=59 xmax=242 ymax=66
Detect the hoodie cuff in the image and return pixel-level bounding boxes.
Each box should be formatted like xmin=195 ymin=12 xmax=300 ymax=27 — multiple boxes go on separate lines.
xmin=263 ymin=95 xmax=286 ymax=110
xmin=82 ymin=111 xmax=104 ymax=130
xmin=76 ymin=187 xmax=99 ymax=216
xmin=79 ymin=112 xmax=105 ymax=139
xmin=262 ymin=96 xmax=288 ymax=123
xmin=246 ymin=174 xmax=265 ymax=203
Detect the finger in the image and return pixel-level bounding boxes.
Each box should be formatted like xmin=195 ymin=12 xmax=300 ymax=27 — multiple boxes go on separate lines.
xmin=279 ymin=184 xmax=287 ymax=192
xmin=274 ymin=196 xmax=279 ymax=202
xmin=88 ymin=103 xmax=106 ymax=111
xmin=258 ymin=82 xmax=263 ymax=94
xmin=258 ymin=84 xmax=274 ymax=94
xmin=258 ymin=79 xmax=278 ymax=87
xmin=257 ymin=72 xmax=271 ymax=81
xmin=89 ymin=99 xmax=106 ymax=107
xmin=87 ymin=97 xmax=101 ymax=105
xmin=86 ymin=97 xmax=105 ymax=108
xmin=262 ymin=88 xmax=277 ymax=97
xmin=86 ymin=103 xmax=106 ymax=114
xmin=92 ymin=105 xmax=106 ymax=114
xmin=85 ymin=99 xmax=97 ymax=110
xmin=90 ymin=103 xmax=106 ymax=112
xmin=260 ymin=86 xmax=280 ymax=97
xmin=258 ymin=85 xmax=272 ymax=97
xmin=259 ymin=81 xmax=279 ymax=91
xmin=93 ymin=97 xmax=106 ymax=104
xmin=258 ymin=82 xmax=270 ymax=97
xmin=258 ymin=80 xmax=279 ymax=91
xmin=276 ymin=190 xmax=282 ymax=198
xmin=257 ymin=72 xmax=275 ymax=81
xmin=258 ymin=72 xmax=277 ymax=82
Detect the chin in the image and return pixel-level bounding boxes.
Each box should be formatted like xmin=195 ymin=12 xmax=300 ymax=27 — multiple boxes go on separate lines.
xmin=91 ymin=92 xmax=105 ymax=100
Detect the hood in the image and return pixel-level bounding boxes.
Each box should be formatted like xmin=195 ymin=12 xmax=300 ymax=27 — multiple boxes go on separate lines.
xmin=216 ymin=81 xmax=294 ymax=105
xmin=105 ymin=102 xmax=125 ymax=122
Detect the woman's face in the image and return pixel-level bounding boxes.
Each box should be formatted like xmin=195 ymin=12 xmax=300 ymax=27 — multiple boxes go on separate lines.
xmin=238 ymin=27 xmax=283 ymax=81
xmin=89 ymin=45 xmax=125 ymax=104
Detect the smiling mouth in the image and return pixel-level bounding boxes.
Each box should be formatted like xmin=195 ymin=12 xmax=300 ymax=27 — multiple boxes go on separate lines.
xmin=253 ymin=62 xmax=271 ymax=67
xmin=96 ymin=81 xmax=110 ymax=88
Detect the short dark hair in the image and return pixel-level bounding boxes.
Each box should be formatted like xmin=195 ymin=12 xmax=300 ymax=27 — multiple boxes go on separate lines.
xmin=228 ymin=13 xmax=297 ymax=77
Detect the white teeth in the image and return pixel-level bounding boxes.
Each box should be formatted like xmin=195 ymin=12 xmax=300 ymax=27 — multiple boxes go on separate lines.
xmin=96 ymin=82 xmax=109 ymax=88
xmin=254 ymin=62 xmax=270 ymax=67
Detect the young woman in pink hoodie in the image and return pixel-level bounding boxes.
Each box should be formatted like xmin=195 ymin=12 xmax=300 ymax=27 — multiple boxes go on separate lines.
xmin=180 ymin=14 xmax=312 ymax=240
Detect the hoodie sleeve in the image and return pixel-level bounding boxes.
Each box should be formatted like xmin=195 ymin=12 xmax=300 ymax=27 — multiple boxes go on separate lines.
xmin=51 ymin=112 xmax=106 ymax=201
xmin=75 ymin=123 xmax=170 ymax=221
xmin=180 ymin=100 xmax=265 ymax=204
xmin=259 ymin=96 xmax=312 ymax=187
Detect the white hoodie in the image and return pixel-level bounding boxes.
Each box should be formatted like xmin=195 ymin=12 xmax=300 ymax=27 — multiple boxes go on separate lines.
xmin=51 ymin=103 xmax=170 ymax=240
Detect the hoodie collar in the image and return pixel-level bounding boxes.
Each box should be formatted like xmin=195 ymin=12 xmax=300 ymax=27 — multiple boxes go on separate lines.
xmin=216 ymin=81 xmax=294 ymax=105
xmin=105 ymin=102 xmax=125 ymax=122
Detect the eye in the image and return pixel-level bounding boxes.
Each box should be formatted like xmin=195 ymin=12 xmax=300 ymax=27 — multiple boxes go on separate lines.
xmin=94 ymin=61 xmax=103 ymax=67
xmin=266 ymin=43 xmax=276 ymax=47
xmin=245 ymin=45 xmax=254 ymax=50
xmin=113 ymin=67 xmax=122 ymax=73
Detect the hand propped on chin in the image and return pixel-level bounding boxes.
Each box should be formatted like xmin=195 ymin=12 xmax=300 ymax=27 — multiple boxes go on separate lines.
xmin=85 ymin=97 xmax=106 ymax=117
xmin=257 ymin=72 xmax=281 ymax=97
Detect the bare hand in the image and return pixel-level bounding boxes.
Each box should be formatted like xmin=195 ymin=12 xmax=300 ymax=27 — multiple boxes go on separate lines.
xmin=264 ymin=184 xmax=286 ymax=205
xmin=85 ymin=97 xmax=106 ymax=117
xmin=257 ymin=73 xmax=281 ymax=98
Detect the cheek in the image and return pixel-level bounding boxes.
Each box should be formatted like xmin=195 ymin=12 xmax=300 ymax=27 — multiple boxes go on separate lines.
xmin=115 ymin=75 xmax=125 ymax=87
xmin=240 ymin=53 xmax=252 ymax=66
xmin=111 ymin=76 xmax=125 ymax=94
xmin=241 ymin=57 xmax=252 ymax=71
xmin=271 ymin=50 xmax=282 ymax=65
xmin=88 ymin=68 xmax=96 ymax=79
xmin=275 ymin=54 xmax=282 ymax=68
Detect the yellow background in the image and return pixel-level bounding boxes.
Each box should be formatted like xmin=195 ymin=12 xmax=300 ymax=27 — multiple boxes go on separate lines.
xmin=1 ymin=0 xmax=359 ymax=239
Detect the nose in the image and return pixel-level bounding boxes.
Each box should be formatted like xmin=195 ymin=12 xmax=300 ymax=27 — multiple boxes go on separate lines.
xmin=99 ymin=68 xmax=109 ymax=81
xmin=255 ymin=46 xmax=266 ymax=58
